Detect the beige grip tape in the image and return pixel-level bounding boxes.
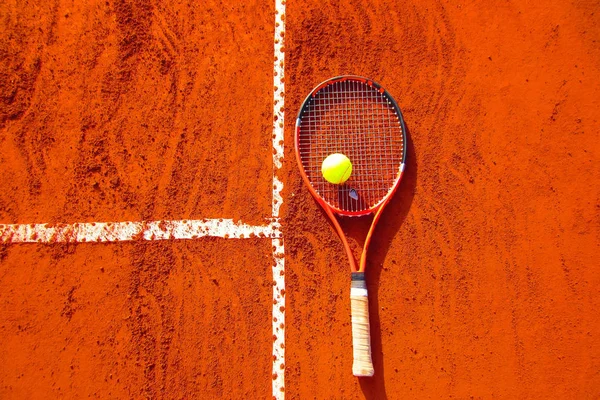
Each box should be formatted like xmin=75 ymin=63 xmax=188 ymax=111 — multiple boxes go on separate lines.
xmin=350 ymin=283 xmax=374 ymax=377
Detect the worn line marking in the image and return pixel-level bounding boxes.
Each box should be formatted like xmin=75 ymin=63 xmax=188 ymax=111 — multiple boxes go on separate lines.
xmin=271 ymin=0 xmax=286 ymax=397
xmin=0 ymin=219 xmax=282 ymax=243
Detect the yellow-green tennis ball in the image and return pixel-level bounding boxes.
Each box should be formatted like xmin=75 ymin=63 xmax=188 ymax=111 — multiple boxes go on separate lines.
xmin=321 ymin=153 xmax=352 ymax=184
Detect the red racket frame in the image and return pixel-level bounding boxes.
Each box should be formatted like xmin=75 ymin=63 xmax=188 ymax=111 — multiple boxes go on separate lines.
xmin=294 ymin=75 xmax=407 ymax=273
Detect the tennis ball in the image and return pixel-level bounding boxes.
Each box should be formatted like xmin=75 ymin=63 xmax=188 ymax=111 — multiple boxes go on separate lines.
xmin=321 ymin=153 xmax=352 ymax=184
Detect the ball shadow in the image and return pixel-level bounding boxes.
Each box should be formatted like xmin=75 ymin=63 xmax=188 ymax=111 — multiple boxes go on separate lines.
xmin=337 ymin=126 xmax=417 ymax=398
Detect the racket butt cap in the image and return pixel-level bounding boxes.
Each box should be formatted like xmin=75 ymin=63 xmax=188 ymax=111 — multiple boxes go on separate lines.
xmin=354 ymin=366 xmax=375 ymax=377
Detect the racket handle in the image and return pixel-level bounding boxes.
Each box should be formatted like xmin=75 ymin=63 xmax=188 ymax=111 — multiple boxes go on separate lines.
xmin=350 ymin=272 xmax=374 ymax=377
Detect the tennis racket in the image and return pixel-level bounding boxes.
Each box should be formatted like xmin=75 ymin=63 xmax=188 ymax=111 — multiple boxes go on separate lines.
xmin=294 ymin=76 xmax=407 ymax=377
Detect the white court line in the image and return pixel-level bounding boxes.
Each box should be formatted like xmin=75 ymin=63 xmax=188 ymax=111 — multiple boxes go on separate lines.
xmin=271 ymin=0 xmax=286 ymax=397
xmin=0 ymin=219 xmax=281 ymax=243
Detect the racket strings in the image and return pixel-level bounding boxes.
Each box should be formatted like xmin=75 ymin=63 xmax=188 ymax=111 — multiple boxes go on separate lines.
xmin=298 ymin=79 xmax=404 ymax=213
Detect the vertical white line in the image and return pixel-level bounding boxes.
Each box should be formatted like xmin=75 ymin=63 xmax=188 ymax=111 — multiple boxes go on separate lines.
xmin=272 ymin=1 xmax=285 ymax=219
xmin=272 ymin=0 xmax=286 ymax=398
xmin=271 ymin=237 xmax=285 ymax=398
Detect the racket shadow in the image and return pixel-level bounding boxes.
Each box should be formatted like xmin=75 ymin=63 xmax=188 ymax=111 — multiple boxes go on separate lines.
xmin=339 ymin=126 xmax=416 ymax=398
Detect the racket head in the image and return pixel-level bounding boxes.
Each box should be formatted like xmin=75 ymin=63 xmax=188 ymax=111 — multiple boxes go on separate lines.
xmin=295 ymin=76 xmax=407 ymax=217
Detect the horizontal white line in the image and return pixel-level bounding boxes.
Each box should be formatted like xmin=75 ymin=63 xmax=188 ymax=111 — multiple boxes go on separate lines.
xmin=0 ymin=219 xmax=282 ymax=243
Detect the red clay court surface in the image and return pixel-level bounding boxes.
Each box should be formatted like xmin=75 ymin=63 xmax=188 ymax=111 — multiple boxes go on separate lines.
xmin=1 ymin=0 xmax=599 ymax=399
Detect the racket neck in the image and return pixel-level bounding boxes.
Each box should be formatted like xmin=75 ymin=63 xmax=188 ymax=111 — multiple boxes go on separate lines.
xmin=358 ymin=199 xmax=390 ymax=272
